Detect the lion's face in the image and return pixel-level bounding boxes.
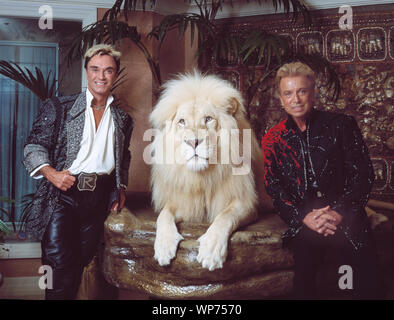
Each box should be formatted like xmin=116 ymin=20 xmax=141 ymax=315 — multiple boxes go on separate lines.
xmin=150 ymin=72 xmax=252 ymax=176
xmin=174 ymin=102 xmax=217 ymax=172
xmin=170 ymin=99 xmax=239 ymax=172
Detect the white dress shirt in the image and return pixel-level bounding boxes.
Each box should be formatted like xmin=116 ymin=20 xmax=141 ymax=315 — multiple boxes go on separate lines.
xmin=31 ymin=89 xmax=115 ymax=178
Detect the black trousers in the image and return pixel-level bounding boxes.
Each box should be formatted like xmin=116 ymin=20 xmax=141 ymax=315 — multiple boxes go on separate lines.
xmin=41 ymin=174 xmax=115 ymax=300
xmin=290 ymin=226 xmax=383 ymax=300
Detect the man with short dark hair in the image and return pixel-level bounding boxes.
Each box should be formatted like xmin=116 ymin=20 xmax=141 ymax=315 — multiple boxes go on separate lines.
xmin=23 ymin=44 xmax=133 ymax=299
xmin=262 ymin=62 xmax=383 ymax=299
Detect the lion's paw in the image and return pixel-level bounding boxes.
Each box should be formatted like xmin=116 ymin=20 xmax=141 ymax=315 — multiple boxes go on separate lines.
xmin=154 ymin=231 xmax=184 ymax=266
xmin=197 ymin=231 xmax=228 ymax=271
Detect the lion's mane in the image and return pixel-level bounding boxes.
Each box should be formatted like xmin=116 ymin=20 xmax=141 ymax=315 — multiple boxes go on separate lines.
xmin=150 ymin=71 xmax=262 ymax=224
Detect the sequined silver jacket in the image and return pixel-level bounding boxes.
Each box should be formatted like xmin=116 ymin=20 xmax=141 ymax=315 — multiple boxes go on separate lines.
xmin=262 ymin=109 xmax=374 ymax=250
xmin=23 ymin=92 xmax=133 ymax=240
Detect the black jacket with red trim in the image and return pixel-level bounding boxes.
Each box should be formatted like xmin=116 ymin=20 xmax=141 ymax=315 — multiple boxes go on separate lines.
xmin=261 ymin=109 xmax=375 ymax=250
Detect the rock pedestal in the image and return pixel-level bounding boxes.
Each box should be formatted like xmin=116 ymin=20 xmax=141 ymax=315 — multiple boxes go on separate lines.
xmin=102 ymin=194 xmax=394 ymax=299
xmin=102 ymin=195 xmax=294 ymax=299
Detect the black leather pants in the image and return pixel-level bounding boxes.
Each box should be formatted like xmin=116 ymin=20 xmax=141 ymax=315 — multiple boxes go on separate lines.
xmin=41 ymin=174 xmax=114 ymax=300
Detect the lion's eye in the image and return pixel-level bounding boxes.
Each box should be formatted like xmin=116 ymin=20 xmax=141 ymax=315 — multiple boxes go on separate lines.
xmin=178 ymin=119 xmax=185 ymax=126
xmin=204 ymin=116 xmax=213 ymax=124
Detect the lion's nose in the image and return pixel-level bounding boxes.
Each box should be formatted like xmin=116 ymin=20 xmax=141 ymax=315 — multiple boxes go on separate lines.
xmin=186 ymin=139 xmax=202 ymax=148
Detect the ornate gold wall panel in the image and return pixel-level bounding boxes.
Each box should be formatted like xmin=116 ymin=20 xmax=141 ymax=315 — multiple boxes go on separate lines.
xmin=202 ymin=5 xmax=394 ymax=200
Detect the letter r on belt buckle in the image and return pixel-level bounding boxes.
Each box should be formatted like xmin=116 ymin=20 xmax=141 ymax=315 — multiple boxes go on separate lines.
xmin=77 ymin=172 xmax=97 ymax=191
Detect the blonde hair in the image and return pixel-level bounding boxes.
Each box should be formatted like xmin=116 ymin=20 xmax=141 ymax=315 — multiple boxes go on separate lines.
xmin=84 ymin=44 xmax=121 ymax=72
xmin=275 ymin=62 xmax=315 ymax=94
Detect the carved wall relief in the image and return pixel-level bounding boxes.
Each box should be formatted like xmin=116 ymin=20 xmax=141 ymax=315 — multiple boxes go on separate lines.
xmin=357 ymin=27 xmax=386 ymax=61
xmin=297 ymin=31 xmax=324 ymax=55
xmin=203 ymin=6 xmax=394 ymax=200
xmin=389 ymin=26 xmax=394 ymax=59
xmin=326 ymin=30 xmax=355 ymax=62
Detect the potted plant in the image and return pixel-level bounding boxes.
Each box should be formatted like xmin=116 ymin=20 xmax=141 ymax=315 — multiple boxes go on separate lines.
xmin=0 ymin=198 xmax=12 ymax=285
xmin=0 ymin=197 xmax=14 ymax=241
xmin=67 ymin=0 xmax=339 ymax=119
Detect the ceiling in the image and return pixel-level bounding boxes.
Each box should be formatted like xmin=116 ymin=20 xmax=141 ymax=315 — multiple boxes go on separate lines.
xmin=2 ymin=0 xmax=393 ymax=20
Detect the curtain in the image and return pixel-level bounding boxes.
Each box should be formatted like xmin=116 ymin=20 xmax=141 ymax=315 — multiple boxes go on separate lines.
xmin=0 ymin=42 xmax=57 ymax=224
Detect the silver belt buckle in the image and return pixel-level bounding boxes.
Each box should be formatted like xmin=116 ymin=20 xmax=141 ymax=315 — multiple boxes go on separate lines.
xmin=77 ymin=172 xmax=97 ymax=192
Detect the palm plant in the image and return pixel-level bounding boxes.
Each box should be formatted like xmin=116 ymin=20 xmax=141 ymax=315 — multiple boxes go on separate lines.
xmin=0 ymin=63 xmax=57 ymax=238
xmin=67 ymin=0 xmax=339 ymax=119
xmin=67 ymin=17 xmax=162 ymax=85
xmin=68 ymin=0 xmax=311 ymax=86
xmin=0 ymin=194 xmax=36 ymax=239
xmin=0 ymin=197 xmax=14 ymax=240
xmin=0 ymin=53 xmax=126 ymax=103
xmin=0 ymin=60 xmax=56 ymax=101
xmin=17 ymin=193 xmax=35 ymax=238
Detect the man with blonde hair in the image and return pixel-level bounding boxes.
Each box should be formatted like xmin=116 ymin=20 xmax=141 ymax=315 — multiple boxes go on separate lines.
xmin=262 ymin=61 xmax=382 ymax=299
xmin=23 ymin=44 xmax=133 ymax=299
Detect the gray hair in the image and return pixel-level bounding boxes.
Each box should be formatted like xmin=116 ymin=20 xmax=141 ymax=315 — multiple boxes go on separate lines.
xmin=275 ymin=62 xmax=316 ymax=94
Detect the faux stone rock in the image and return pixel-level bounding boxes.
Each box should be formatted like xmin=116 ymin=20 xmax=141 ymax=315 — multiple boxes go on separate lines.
xmin=103 ymin=202 xmax=294 ymax=299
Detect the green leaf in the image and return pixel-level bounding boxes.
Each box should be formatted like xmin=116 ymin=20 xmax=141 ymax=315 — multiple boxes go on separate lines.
xmin=111 ymin=67 xmax=128 ymax=92
xmin=0 ymin=208 xmax=11 ymax=218
xmin=0 ymin=197 xmax=15 ymax=204
xmin=265 ymin=43 xmax=272 ymax=69
xmin=0 ymin=60 xmax=56 ymax=101
xmin=257 ymin=39 xmax=267 ymax=65
xmin=0 ymin=219 xmax=11 ymax=234
xmin=67 ymin=20 xmax=140 ymax=63
xmin=103 ymin=0 xmax=157 ymax=22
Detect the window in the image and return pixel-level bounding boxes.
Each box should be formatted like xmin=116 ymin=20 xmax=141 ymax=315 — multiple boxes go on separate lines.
xmin=0 ymin=41 xmax=58 ymax=226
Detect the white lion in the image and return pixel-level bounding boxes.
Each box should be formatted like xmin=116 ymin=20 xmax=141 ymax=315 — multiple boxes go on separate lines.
xmin=149 ymin=71 xmax=262 ymax=271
